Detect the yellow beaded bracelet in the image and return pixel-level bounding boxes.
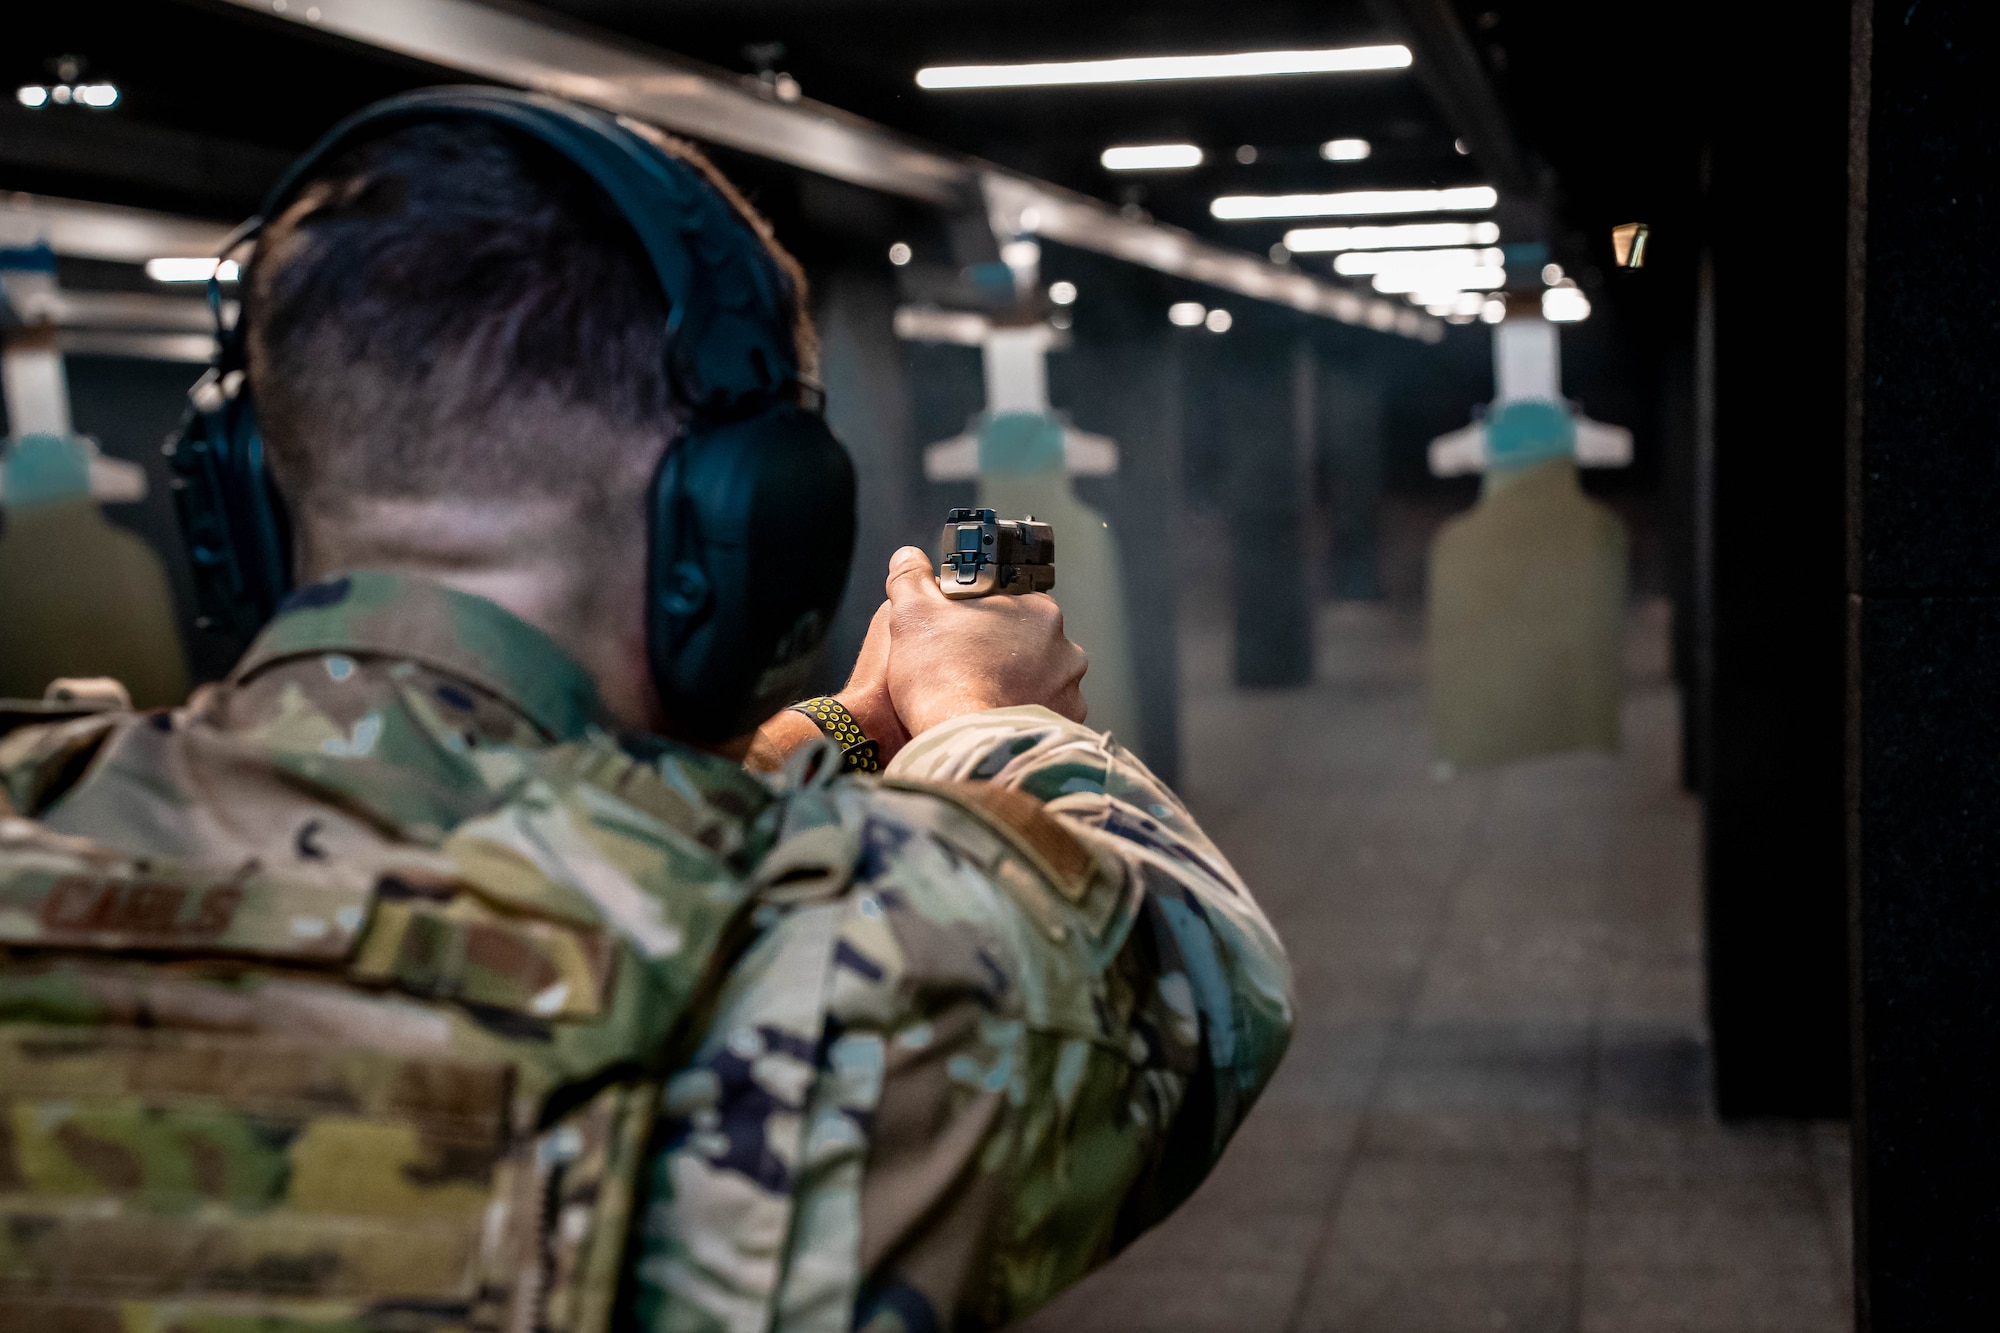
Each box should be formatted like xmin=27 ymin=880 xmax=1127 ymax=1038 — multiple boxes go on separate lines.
xmin=787 ymin=696 xmax=881 ymax=773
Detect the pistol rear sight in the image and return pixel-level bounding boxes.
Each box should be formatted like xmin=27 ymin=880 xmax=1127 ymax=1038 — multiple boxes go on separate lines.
xmin=937 ymin=507 xmax=1056 ymax=599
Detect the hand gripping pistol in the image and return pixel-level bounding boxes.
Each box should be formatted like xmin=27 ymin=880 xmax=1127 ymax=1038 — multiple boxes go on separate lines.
xmin=937 ymin=507 xmax=1055 ymax=599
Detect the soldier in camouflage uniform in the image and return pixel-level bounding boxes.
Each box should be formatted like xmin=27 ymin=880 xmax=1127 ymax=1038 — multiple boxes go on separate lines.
xmin=0 ymin=101 xmax=1291 ymax=1333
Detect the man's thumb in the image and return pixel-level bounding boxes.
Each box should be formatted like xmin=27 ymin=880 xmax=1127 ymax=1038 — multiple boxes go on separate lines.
xmin=885 ymin=546 xmax=944 ymax=605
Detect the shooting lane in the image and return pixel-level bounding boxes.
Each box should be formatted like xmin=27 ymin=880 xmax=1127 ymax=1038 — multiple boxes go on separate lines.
xmin=18 ymin=4 xmax=1878 ymax=1329
xmin=4 ymin=0 xmax=1439 ymax=789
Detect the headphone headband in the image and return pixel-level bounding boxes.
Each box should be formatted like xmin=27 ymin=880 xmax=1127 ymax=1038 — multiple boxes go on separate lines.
xmin=245 ymin=87 xmax=800 ymax=414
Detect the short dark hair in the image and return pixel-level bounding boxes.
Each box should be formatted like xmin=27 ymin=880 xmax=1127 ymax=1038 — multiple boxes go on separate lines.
xmin=246 ymin=117 xmax=811 ymax=518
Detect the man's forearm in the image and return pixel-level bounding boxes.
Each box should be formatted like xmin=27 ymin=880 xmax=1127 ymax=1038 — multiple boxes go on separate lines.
xmin=742 ymin=687 xmax=906 ymax=773
xmin=888 ymin=704 xmax=1295 ymax=1153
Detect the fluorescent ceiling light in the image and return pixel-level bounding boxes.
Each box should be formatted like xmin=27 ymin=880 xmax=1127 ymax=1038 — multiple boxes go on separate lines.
xmin=147 ymin=257 xmax=239 ymax=283
xmin=1212 ymin=186 xmax=1496 ymax=220
xmin=18 ymin=83 xmax=119 ymax=109
xmin=1332 ymin=247 xmax=1505 ymax=276
xmin=1423 ymin=292 xmax=1488 ymax=318
xmin=1101 ymin=143 xmax=1204 ymax=171
xmin=917 ymin=44 xmax=1411 ymax=90
xmin=1320 ymin=138 xmax=1371 ymax=161
xmin=1543 ymin=286 xmax=1592 ymax=322
xmin=1168 ymin=301 xmax=1207 ymax=327
xmin=1370 ymin=265 xmax=1505 ymax=294
xmin=894 ymin=306 xmax=991 ymax=345
xmin=1284 ymin=221 xmax=1501 ymax=252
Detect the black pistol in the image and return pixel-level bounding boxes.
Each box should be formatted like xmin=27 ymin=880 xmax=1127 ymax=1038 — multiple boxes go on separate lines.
xmin=937 ymin=507 xmax=1055 ymax=600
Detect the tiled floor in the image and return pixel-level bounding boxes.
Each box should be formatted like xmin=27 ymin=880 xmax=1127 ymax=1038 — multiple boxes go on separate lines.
xmin=1016 ymin=600 xmax=1852 ymax=1333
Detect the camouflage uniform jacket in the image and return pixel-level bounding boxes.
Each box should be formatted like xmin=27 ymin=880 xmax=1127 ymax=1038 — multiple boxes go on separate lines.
xmin=0 ymin=571 xmax=1293 ymax=1333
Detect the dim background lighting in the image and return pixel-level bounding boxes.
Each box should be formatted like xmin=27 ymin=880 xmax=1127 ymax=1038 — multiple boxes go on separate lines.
xmin=1320 ymin=138 xmax=1371 ymax=161
xmin=1000 ymin=238 xmax=1041 ymax=270
xmin=1284 ymin=221 xmax=1501 ymax=252
xmin=1205 ymin=308 xmax=1234 ymax=332
xmin=17 ymin=82 xmax=118 ymax=108
xmin=1332 ymin=247 xmax=1505 ymax=277
xmin=1370 ymin=266 xmax=1505 ymax=294
xmin=1048 ymin=280 xmax=1078 ymax=305
xmin=1423 ymin=292 xmax=1489 ymax=320
xmin=147 ymin=257 xmax=238 ymax=283
xmin=1168 ymin=302 xmax=1207 ymax=327
xmin=917 ymin=44 xmax=1411 ymax=90
xmin=1101 ymin=143 xmax=1203 ymax=171
xmin=1543 ymin=286 xmax=1592 ymax=322
xmin=1212 ymin=186 xmax=1498 ymax=220
xmin=887 ymin=241 xmax=912 ymax=265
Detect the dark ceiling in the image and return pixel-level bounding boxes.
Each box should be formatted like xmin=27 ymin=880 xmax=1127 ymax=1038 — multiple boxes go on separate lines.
xmin=538 ymin=0 xmax=1477 ymax=255
xmin=0 ymin=0 xmax=1731 ymax=359
xmin=4 ymin=1 xmax=1489 ymax=262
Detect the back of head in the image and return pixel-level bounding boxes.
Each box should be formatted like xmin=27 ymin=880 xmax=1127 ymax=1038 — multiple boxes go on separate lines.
xmin=244 ymin=118 xmax=808 ymax=578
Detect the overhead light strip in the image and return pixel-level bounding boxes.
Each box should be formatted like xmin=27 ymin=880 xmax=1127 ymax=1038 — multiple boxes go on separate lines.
xmin=1284 ymin=221 xmax=1501 ymax=252
xmin=1101 ymin=143 xmax=1204 ymax=171
xmin=1331 ymin=247 xmax=1505 ymax=276
xmin=1213 ymin=186 xmax=1498 ymax=221
xmin=197 ymin=0 xmax=1440 ymax=341
xmin=917 ymin=44 xmax=1411 ymax=90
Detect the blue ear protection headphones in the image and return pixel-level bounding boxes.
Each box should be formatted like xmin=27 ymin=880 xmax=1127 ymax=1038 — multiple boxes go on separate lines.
xmin=166 ymin=87 xmax=857 ymax=741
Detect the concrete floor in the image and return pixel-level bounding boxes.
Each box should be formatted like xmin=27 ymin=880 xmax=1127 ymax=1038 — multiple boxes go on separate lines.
xmin=1017 ymin=599 xmax=1853 ymax=1333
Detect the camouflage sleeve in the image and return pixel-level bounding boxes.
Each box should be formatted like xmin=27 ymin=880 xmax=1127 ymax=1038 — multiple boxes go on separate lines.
xmin=888 ymin=705 xmax=1294 ymax=1200
xmin=634 ymin=715 xmax=1291 ymax=1333
xmin=0 ymin=712 xmax=124 ymax=818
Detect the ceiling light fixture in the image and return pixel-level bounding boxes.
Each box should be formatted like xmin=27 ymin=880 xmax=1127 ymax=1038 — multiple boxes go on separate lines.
xmin=146 ymin=257 xmax=239 ymax=283
xmin=1320 ymin=138 xmax=1371 ymax=161
xmin=887 ymin=241 xmax=913 ymax=265
xmin=1168 ymin=302 xmax=1207 ymax=327
xmin=1101 ymin=143 xmax=1204 ymax=171
xmin=916 ymin=44 xmax=1411 ymax=91
xmin=1422 ymin=292 xmax=1489 ymax=319
xmin=1331 ymin=247 xmax=1505 ymax=277
xmin=1283 ymin=221 xmax=1501 ymax=252
xmin=17 ymin=82 xmax=118 ymax=109
xmin=1205 ymin=308 xmax=1234 ymax=333
xmin=1543 ymin=286 xmax=1592 ymax=322
xmin=1048 ymin=280 xmax=1078 ymax=305
xmin=1211 ymin=185 xmax=1497 ymax=220
xmin=1368 ymin=265 xmax=1505 ymax=294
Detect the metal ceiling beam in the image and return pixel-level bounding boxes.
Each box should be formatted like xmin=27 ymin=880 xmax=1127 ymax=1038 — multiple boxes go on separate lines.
xmin=1 ymin=193 xmax=232 ymax=263
xmin=203 ymin=0 xmax=1440 ymax=341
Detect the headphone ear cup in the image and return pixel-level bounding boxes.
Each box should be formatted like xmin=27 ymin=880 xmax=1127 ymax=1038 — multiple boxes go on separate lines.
xmin=165 ymin=377 xmax=294 ymax=646
xmin=648 ymin=402 xmax=856 ymax=741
